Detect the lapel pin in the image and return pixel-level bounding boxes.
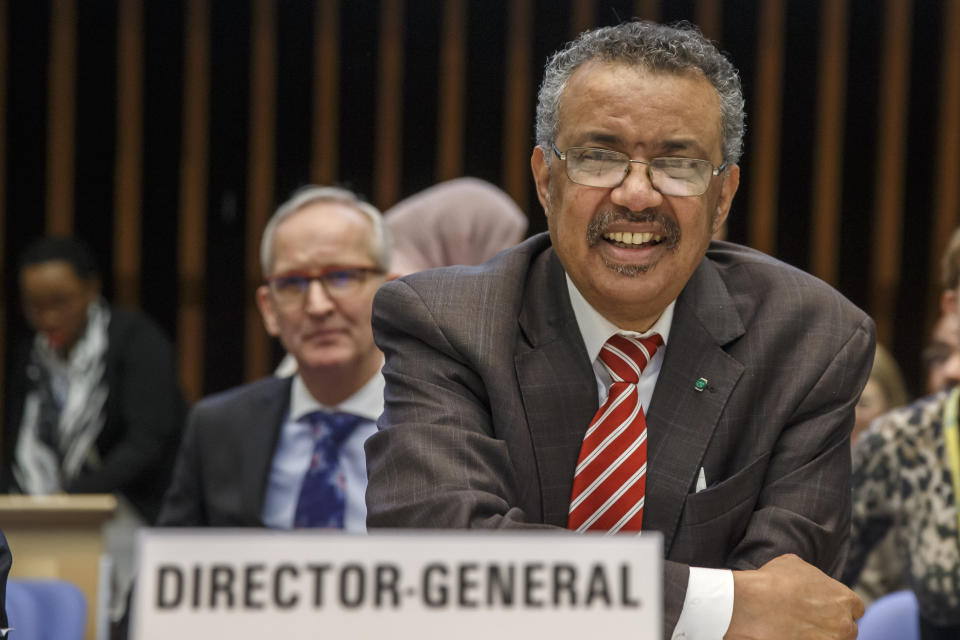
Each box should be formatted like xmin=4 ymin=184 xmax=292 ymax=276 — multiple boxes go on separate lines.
xmin=695 ymin=377 xmax=708 ymax=392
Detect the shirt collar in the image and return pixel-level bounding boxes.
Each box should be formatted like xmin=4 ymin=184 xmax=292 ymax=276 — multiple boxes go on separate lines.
xmin=288 ymin=366 xmax=385 ymax=423
xmin=565 ymin=273 xmax=675 ymax=363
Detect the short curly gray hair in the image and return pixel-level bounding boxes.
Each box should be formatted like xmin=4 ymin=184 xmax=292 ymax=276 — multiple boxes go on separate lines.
xmin=535 ymin=20 xmax=745 ymax=165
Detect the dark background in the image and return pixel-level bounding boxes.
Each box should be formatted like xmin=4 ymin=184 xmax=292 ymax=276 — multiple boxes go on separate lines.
xmin=2 ymin=0 xmax=959 ymax=413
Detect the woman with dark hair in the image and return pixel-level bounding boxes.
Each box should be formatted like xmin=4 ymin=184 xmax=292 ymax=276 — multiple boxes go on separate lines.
xmin=1 ymin=235 xmax=185 ymax=620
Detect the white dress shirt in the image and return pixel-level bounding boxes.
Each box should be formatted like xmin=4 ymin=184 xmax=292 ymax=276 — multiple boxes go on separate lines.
xmin=261 ymin=370 xmax=383 ymax=532
xmin=566 ymin=276 xmax=734 ymax=640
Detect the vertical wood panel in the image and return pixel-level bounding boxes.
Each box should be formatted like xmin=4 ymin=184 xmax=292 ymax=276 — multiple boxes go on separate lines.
xmin=178 ymin=0 xmax=210 ymax=402
xmin=245 ymin=0 xmax=276 ymax=382
xmin=0 ymin=0 xmax=7 ymax=455
xmin=46 ymin=0 xmax=76 ymax=234
xmin=748 ymin=0 xmax=785 ymax=254
xmin=570 ymin=0 xmax=595 ymax=38
xmin=436 ymin=0 xmax=466 ymax=181
xmin=311 ymin=0 xmax=339 ymax=185
xmin=929 ymin=0 xmax=960 ymax=314
xmin=114 ymin=0 xmax=144 ymax=308
xmin=375 ymin=0 xmax=404 ymax=210
xmin=502 ymin=0 xmax=532 ymax=207
xmin=809 ymin=0 xmax=848 ymax=286
xmin=696 ymin=0 xmax=722 ymax=42
xmin=870 ymin=0 xmax=912 ymax=347
xmin=633 ymin=0 xmax=660 ymax=22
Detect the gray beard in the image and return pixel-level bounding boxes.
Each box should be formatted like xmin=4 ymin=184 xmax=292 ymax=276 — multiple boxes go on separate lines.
xmin=602 ymin=258 xmax=655 ymax=276
xmin=587 ymin=208 xmax=681 ymax=276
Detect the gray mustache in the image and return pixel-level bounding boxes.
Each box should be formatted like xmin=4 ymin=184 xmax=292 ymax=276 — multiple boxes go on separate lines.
xmin=586 ymin=209 xmax=681 ymax=248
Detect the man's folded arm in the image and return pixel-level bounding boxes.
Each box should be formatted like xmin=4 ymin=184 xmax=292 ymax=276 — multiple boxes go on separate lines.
xmin=725 ymin=316 xmax=875 ymax=578
xmin=365 ymin=279 xmax=543 ymax=530
xmin=720 ymin=316 xmax=875 ymax=639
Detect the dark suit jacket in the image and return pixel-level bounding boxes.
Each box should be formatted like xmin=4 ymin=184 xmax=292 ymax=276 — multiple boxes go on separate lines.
xmin=365 ymin=233 xmax=875 ymax=637
xmin=2 ymin=307 xmax=186 ymax=524
xmin=157 ymin=376 xmax=291 ymax=526
xmin=0 ymin=529 xmax=9 ymax=631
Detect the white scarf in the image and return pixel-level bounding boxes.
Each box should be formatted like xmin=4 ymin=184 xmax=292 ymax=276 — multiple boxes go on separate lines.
xmin=14 ymin=300 xmax=111 ymax=494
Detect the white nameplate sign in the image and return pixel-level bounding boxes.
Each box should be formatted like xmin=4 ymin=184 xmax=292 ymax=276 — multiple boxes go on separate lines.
xmin=132 ymin=529 xmax=662 ymax=640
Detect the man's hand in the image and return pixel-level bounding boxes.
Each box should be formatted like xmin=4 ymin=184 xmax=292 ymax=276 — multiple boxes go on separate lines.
xmin=724 ymin=554 xmax=865 ymax=640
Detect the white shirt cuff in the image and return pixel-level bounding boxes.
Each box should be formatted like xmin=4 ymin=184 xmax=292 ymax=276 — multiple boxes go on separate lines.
xmin=671 ymin=567 xmax=734 ymax=640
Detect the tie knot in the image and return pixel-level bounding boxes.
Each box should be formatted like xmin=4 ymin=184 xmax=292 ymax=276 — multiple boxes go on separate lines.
xmin=599 ymin=333 xmax=663 ymax=384
xmin=306 ymin=411 xmax=364 ymax=446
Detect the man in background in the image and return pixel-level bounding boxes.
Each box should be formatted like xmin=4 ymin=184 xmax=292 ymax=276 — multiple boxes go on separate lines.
xmin=159 ymin=186 xmax=390 ymax=531
xmin=366 ymin=21 xmax=873 ymax=640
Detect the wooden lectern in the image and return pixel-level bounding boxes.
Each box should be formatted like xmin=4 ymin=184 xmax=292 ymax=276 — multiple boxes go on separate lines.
xmin=0 ymin=494 xmax=117 ymax=640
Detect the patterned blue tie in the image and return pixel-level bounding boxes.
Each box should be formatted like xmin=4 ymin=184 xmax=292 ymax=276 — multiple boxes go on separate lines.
xmin=293 ymin=411 xmax=364 ymax=528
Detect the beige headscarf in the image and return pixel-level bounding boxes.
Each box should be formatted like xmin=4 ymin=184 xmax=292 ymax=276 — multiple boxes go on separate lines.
xmin=385 ymin=177 xmax=528 ymax=275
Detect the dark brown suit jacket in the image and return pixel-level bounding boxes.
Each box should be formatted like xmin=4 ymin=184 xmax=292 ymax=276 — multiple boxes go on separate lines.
xmin=365 ymin=234 xmax=875 ymax=638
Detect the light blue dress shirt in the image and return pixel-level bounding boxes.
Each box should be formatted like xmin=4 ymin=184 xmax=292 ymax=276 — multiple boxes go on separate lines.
xmin=261 ymin=371 xmax=383 ymax=532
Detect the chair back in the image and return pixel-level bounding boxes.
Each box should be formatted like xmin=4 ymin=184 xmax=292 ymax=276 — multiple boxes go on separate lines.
xmin=857 ymin=589 xmax=920 ymax=640
xmin=5 ymin=579 xmax=87 ymax=640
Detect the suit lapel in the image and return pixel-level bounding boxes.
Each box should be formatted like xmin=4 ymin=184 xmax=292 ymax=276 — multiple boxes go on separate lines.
xmin=515 ymin=250 xmax=598 ymax=527
xmin=240 ymin=376 xmax=292 ymax=525
xmin=643 ymin=256 xmax=745 ymax=554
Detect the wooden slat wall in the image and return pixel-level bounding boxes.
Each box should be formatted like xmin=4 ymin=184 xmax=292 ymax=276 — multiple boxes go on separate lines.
xmin=748 ymin=0 xmax=785 ymax=255
xmin=633 ymin=0 xmax=660 ymax=22
xmin=244 ymin=0 xmax=277 ymax=382
xmin=311 ymin=0 xmax=340 ymax=185
xmin=46 ymin=0 xmax=76 ymax=235
xmin=0 ymin=0 xmax=7 ymax=455
xmin=696 ymin=0 xmax=722 ymax=42
xmin=809 ymin=0 xmax=848 ymax=287
xmin=502 ymin=0 xmax=532 ymax=208
xmin=374 ymin=0 xmax=404 ymax=210
xmin=436 ymin=0 xmax=466 ymax=182
xmin=6 ymin=0 xmax=960 ymax=403
xmin=870 ymin=0 xmax=913 ymax=347
xmin=177 ymin=0 xmax=210 ymax=403
xmin=570 ymin=0 xmax=596 ymax=38
xmin=928 ymin=0 xmax=960 ymax=313
xmin=113 ymin=0 xmax=144 ymax=309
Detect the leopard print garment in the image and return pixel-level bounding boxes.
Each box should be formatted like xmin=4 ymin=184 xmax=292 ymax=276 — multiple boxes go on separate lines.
xmin=844 ymin=391 xmax=960 ymax=626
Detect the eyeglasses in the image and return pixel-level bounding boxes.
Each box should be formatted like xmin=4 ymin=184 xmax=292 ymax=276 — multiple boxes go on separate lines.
xmin=264 ymin=266 xmax=384 ymax=307
xmin=552 ymin=145 xmax=727 ymax=197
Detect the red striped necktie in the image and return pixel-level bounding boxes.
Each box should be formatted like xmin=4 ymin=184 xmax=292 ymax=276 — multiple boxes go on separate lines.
xmin=568 ymin=332 xmax=663 ymax=533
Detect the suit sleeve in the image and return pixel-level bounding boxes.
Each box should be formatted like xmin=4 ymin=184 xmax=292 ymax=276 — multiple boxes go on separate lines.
xmin=155 ymin=404 xmax=208 ymax=526
xmin=366 ymin=279 xmax=554 ymax=531
xmin=841 ymin=412 xmax=899 ymax=586
xmin=727 ymin=316 xmax=875 ymax=577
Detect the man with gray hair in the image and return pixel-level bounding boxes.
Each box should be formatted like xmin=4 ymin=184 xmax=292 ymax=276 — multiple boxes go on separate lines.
xmin=159 ymin=186 xmax=390 ymax=531
xmin=366 ymin=21 xmax=873 ymax=639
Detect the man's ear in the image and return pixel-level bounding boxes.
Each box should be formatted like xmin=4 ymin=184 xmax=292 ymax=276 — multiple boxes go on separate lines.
xmin=255 ymin=285 xmax=281 ymax=337
xmin=531 ymin=146 xmax=551 ymax=214
xmin=712 ymin=164 xmax=740 ymax=234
